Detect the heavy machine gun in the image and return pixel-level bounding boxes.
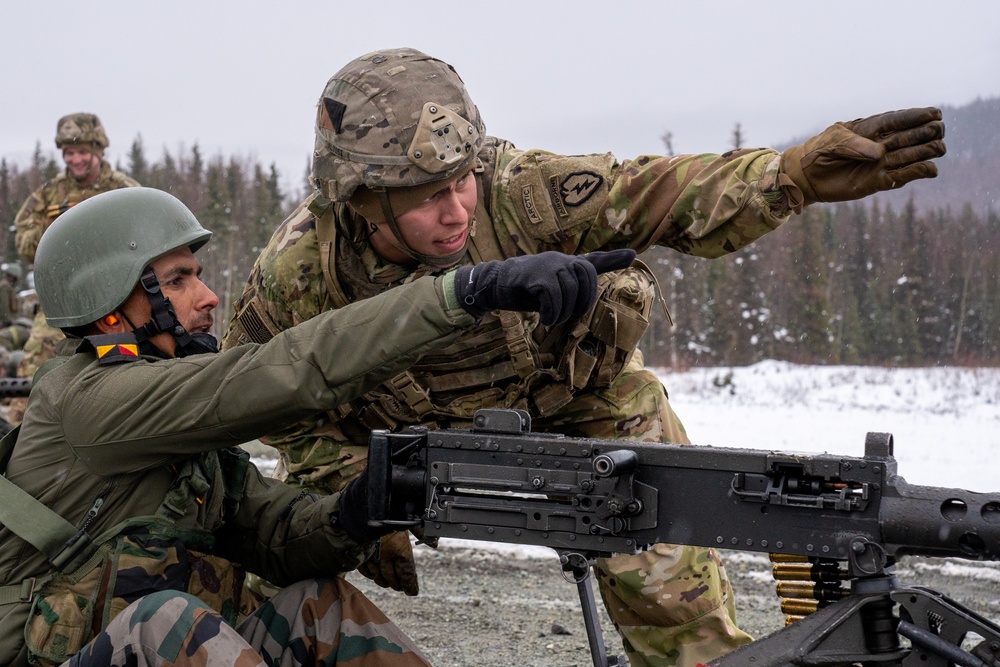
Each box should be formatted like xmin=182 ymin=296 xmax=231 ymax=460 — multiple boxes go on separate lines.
xmin=367 ymin=408 xmax=1000 ymax=667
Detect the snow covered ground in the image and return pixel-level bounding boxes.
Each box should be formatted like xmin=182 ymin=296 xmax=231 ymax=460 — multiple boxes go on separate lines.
xmin=661 ymin=361 xmax=999 ymax=493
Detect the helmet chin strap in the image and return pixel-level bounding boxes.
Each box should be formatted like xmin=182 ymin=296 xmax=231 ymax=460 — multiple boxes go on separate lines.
xmin=129 ymin=268 xmax=218 ymax=358
xmin=375 ymin=191 xmax=468 ymax=269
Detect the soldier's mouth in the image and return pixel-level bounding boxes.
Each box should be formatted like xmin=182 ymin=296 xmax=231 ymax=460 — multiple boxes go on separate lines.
xmin=188 ymin=320 xmax=213 ymax=335
xmin=436 ymin=229 xmax=468 ymax=250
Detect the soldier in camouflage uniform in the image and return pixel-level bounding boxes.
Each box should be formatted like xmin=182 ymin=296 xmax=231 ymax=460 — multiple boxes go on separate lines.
xmin=0 ymin=264 xmax=21 ymax=327
xmin=8 ymin=113 xmax=140 ymax=425
xmin=223 ymin=49 xmax=946 ymax=666
xmin=0 ymin=317 xmax=31 ymax=355
xmin=0 ymin=187 xmax=618 ymax=666
xmin=14 ymin=113 xmax=139 ymax=263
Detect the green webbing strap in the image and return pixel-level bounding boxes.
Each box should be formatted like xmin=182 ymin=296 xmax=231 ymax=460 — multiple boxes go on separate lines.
xmin=0 ymin=575 xmax=47 ymax=604
xmin=0 ymin=427 xmax=79 ymax=563
xmin=0 ymin=426 xmax=84 ymax=603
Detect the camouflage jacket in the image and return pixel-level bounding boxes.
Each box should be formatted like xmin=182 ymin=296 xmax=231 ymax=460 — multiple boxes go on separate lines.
xmin=14 ymin=162 xmax=139 ymax=263
xmin=224 ymin=138 xmax=793 ymax=491
xmin=0 ymin=273 xmax=474 ymax=666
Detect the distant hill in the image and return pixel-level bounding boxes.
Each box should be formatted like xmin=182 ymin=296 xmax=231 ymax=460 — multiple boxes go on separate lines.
xmin=785 ymin=97 xmax=999 ymax=217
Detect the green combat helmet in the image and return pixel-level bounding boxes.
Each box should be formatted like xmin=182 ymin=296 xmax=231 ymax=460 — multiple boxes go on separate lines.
xmin=34 ymin=187 xmax=211 ymax=330
xmin=1 ymin=264 xmax=22 ymax=282
xmin=312 ymin=48 xmax=485 ymax=266
xmin=55 ymin=112 xmax=110 ymax=156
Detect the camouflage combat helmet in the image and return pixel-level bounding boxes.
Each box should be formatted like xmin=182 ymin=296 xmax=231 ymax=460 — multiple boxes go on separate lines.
xmin=312 ymin=48 xmax=485 ymax=203
xmin=55 ymin=112 xmax=110 ymax=153
xmin=34 ymin=187 xmax=212 ymax=329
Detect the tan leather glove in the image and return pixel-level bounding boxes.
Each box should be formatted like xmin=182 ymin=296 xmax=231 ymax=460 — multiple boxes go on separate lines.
xmin=356 ymin=528 xmax=437 ymax=596
xmin=779 ymin=107 xmax=946 ymax=212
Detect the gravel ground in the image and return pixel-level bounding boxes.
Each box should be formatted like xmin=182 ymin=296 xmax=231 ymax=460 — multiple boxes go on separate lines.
xmin=345 ymin=542 xmax=1000 ymax=667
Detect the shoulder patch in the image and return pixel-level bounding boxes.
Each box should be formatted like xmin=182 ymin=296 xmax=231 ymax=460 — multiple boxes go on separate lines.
xmin=558 ymin=171 xmax=603 ymax=207
xmin=521 ymin=185 xmax=543 ymax=224
xmin=82 ymin=333 xmax=141 ymax=365
xmin=502 ymin=151 xmax=614 ymax=243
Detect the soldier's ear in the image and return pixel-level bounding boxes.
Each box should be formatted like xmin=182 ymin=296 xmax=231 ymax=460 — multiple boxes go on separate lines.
xmin=96 ymin=312 xmax=125 ymax=334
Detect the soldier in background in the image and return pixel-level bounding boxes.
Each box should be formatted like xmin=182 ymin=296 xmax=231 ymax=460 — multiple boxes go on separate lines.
xmin=224 ymin=48 xmax=946 ymax=666
xmin=0 ymin=264 xmax=21 ymax=327
xmin=8 ymin=112 xmax=140 ymax=424
xmin=0 ymin=317 xmax=31 ymax=356
xmin=0 ymin=317 xmax=32 ymax=379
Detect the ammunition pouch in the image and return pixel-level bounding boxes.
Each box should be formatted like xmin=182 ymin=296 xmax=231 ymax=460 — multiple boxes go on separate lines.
xmin=1 ymin=443 xmax=254 ymax=666
xmin=536 ymin=260 xmax=657 ymax=414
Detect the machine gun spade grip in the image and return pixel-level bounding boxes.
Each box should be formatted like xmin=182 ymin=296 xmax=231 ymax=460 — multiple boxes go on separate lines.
xmin=366 ymin=429 xmax=425 ymax=530
xmin=366 ymin=430 xmax=393 ymax=528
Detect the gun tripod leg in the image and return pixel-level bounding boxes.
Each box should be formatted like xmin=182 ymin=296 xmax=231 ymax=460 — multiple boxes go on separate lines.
xmin=561 ymin=553 xmax=626 ymax=667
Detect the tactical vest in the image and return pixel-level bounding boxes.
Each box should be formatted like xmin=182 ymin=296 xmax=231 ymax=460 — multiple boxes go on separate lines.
xmin=233 ymin=141 xmax=661 ymax=430
xmin=0 ymin=410 xmax=253 ymax=666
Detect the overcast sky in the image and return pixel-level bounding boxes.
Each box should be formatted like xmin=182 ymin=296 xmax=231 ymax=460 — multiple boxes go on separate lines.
xmin=2 ymin=1 xmax=998 ymax=195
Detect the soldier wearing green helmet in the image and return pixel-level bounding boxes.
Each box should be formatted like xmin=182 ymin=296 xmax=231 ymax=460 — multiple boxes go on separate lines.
xmin=225 ymin=47 xmax=946 ymax=666
xmin=8 ymin=112 xmax=141 ymax=426
xmin=0 ymin=186 xmax=627 ymax=666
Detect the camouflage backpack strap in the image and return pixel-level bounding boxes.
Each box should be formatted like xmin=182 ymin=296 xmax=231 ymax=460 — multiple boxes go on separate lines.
xmin=467 ymin=167 xmax=537 ymax=383
xmin=313 ymin=196 xmax=354 ymax=310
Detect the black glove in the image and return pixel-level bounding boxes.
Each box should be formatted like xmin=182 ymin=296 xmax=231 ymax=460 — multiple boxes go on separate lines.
xmin=453 ymin=249 xmax=636 ymax=326
xmin=333 ymin=467 xmax=393 ymax=545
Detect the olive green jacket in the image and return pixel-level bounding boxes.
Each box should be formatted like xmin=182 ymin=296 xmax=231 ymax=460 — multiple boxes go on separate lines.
xmin=0 ymin=272 xmax=472 ymax=666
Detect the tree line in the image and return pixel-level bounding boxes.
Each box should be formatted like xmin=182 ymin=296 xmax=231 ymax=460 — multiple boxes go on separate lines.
xmin=0 ymin=138 xmax=996 ymax=368
xmin=642 ymin=199 xmax=999 ymax=368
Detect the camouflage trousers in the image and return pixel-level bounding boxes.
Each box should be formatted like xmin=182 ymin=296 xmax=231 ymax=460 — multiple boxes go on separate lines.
xmin=62 ymin=577 xmax=429 ymax=667
xmin=540 ymin=365 xmax=754 ymax=667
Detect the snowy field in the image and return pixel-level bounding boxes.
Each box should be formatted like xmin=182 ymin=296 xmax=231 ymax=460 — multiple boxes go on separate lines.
xmin=661 ymin=361 xmax=999 ymax=493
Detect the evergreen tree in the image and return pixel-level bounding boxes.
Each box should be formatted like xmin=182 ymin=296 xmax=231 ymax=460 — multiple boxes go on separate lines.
xmin=128 ymin=136 xmax=149 ymax=184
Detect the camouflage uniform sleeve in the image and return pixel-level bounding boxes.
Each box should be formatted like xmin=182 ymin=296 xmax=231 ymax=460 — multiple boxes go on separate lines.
xmin=491 ymin=145 xmax=790 ymax=259
xmin=93 ymin=162 xmax=140 ymax=191
xmin=112 ymin=171 xmax=141 ymax=188
xmin=14 ymin=185 xmax=50 ymax=264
